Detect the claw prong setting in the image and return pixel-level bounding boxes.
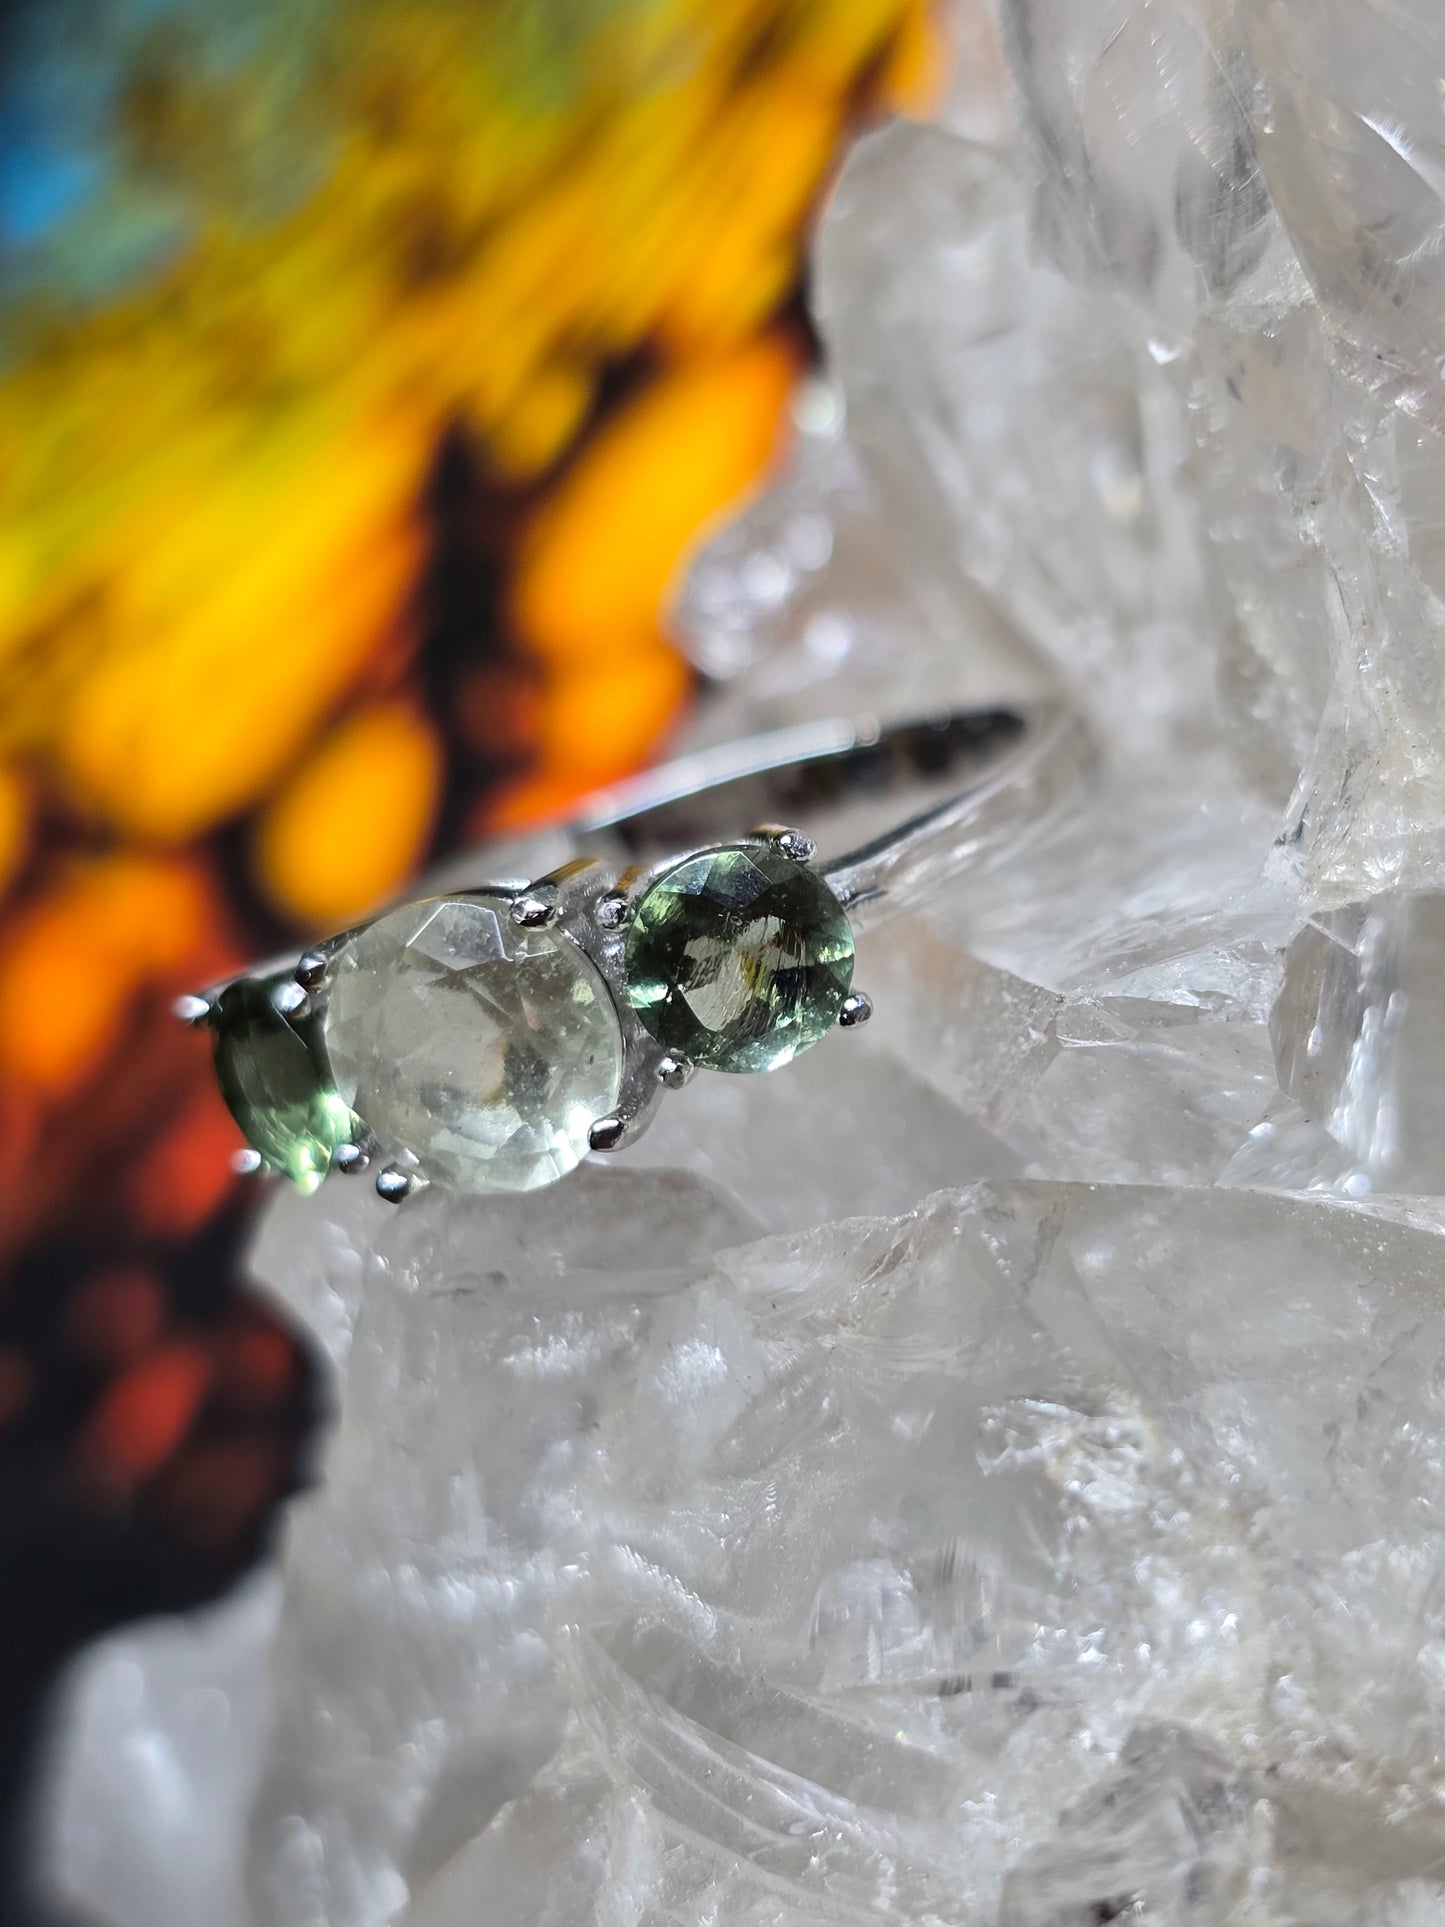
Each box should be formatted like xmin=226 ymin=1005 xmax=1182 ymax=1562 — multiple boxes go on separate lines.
xmin=751 ymin=823 xmax=817 ymax=864
xmin=511 ymin=891 xmax=559 ymax=929
xmin=589 ymin=1115 xmax=626 ymax=1152
xmin=273 ymin=979 xmax=309 ymax=1021
xmin=295 ymin=951 xmax=329 ymax=990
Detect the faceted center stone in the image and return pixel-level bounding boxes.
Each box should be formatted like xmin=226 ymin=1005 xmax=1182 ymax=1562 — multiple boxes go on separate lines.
xmin=213 ymin=978 xmax=353 ymax=1194
xmin=323 ymin=895 xmax=623 ymax=1193
xmin=623 ymin=844 xmax=854 ymax=1073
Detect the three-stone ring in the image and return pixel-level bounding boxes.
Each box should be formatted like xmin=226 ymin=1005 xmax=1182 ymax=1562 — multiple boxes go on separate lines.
xmin=180 ymin=702 xmax=1088 ymax=1202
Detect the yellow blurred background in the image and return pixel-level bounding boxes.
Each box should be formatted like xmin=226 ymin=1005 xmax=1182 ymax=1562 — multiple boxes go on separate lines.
xmin=0 ymin=0 xmax=940 ymax=1684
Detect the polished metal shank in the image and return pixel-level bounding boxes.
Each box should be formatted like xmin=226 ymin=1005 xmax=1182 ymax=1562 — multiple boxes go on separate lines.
xmin=572 ymin=701 xmax=1090 ymax=935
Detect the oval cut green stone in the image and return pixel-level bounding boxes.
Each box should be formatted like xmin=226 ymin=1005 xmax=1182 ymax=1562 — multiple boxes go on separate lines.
xmin=623 ymin=844 xmax=854 ymax=1073
xmin=213 ymin=978 xmax=352 ymax=1193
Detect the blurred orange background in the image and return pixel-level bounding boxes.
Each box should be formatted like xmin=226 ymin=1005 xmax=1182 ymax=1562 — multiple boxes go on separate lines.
xmin=0 ymin=0 xmax=942 ymax=1716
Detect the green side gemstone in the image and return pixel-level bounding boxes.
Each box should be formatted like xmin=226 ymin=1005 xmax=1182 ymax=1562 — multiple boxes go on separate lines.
xmin=623 ymin=844 xmax=854 ymax=1074
xmin=213 ymin=978 xmax=353 ymax=1193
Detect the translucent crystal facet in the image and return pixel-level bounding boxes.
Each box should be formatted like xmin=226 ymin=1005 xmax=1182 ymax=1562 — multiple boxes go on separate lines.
xmin=212 ymin=978 xmax=352 ymax=1193
xmin=323 ymin=896 xmax=623 ymax=1193
xmin=623 ymin=844 xmax=854 ymax=1072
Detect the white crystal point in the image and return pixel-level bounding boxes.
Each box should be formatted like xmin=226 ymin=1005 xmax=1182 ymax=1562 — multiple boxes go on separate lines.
xmin=323 ymin=895 xmax=623 ymax=1194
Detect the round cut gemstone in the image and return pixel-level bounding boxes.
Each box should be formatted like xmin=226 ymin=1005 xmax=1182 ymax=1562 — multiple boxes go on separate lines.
xmin=213 ymin=979 xmax=353 ymax=1193
xmin=623 ymin=844 xmax=854 ymax=1073
xmin=323 ymin=896 xmax=623 ymax=1193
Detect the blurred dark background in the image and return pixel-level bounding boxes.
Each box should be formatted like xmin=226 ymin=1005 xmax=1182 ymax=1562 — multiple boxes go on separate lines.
xmin=0 ymin=0 xmax=941 ymax=1915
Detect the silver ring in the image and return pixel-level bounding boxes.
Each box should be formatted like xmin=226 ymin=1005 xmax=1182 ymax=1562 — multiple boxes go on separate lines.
xmin=181 ymin=700 xmax=1089 ymax=1202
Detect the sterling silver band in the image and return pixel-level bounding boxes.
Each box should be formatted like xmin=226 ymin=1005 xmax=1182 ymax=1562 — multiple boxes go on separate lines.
xmin=187 ymin=699 xmax=1090 ymax=1202
xmin=571 ymin=699 xmax=1088 ymax=934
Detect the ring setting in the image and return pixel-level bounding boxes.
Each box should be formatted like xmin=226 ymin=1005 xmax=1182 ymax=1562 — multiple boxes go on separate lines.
xmin=193 ymin=828 xmax=868 ymax=1204
xmin=183 ymin=704 xmax=1086 ymax=1203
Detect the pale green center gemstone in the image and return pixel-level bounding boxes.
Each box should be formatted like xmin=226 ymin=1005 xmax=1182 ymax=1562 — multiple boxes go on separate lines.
xmin=623 ymin=844 xmax=854 ymax=1073
xmin=323 ymin=896 xmax=624 ymax=1194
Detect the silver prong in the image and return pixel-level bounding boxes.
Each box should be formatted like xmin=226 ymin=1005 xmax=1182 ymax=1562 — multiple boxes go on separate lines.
xmin=657 ymin=1055 xmax=693 ymax=1089
xmin=595 ymin=892 xmax=630 ymax=931
xmin=589 ymin=1115 xmax=626 ymax=1152
xmin=173 ymin=993 xmax=213 ymax=1028
xmin=334 ymin=1143 xmax=370 ymax=1175
xmin=375 ymin=1166 xmax=415 ymax=1203
xmin=295 ymin=950 xmax=329 ymax=990
xmin=232 ymin=1147 xmax=265 ymax=1176
xmin=753 ymin=824 xmax=817 ymax=864
xmin=839 ymin=990 xmax=873 ymax=1029
xmin=507 ymin=855 xmax=608 ymax=928
xmin=274 ymin=979 xmax=309 ymax=1019
xmin=511 ymin=890 xmax=558 ymax=929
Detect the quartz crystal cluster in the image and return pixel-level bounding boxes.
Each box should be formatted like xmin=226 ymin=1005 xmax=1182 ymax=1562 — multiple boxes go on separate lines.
xmin=41 ymin=3 xmax=1445 ymax=1924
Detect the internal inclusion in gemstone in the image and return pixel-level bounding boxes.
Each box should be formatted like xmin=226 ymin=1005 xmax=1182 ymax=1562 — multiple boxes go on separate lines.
xmin=322 ymin=895 xmax=624 ymax=1194
xmin=213 ymin=979 xmax=353 ymax=1194
xmin=623 ymin=844 xmax=855 ymax=1073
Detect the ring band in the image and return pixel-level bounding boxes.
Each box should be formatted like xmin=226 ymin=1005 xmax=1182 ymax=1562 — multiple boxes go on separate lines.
xmin=576 ymin=698 xmax=1085 ymax=933
xmin=182 ymin=700 xmax=1089 ymax=1202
